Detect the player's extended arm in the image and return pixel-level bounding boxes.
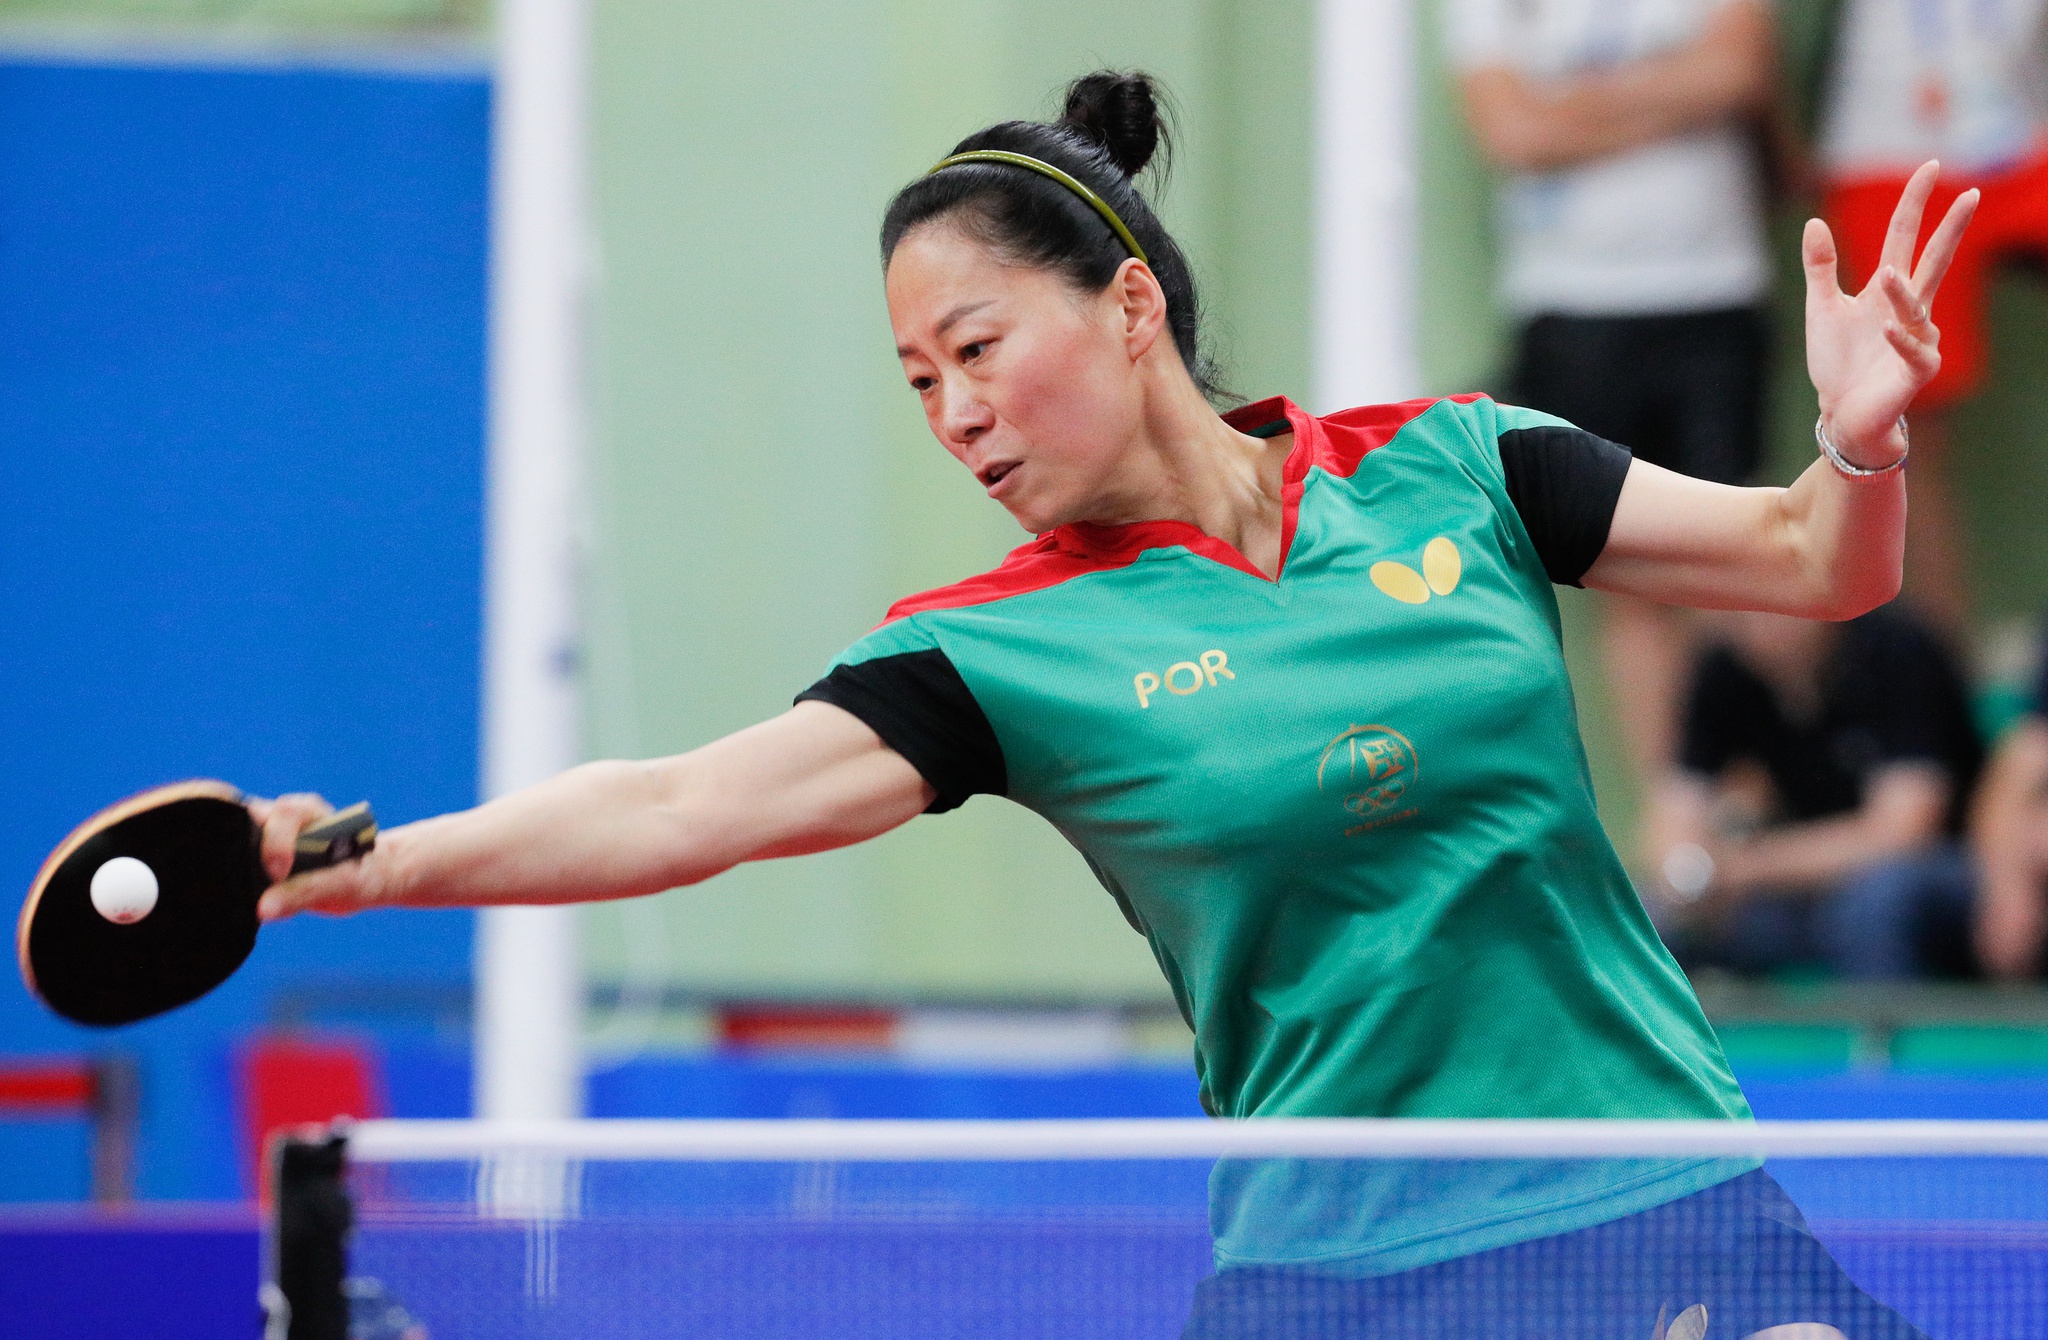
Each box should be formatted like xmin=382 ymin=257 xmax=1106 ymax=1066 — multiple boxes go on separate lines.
xmin=1584 ymin=164 xmax=1978 ymax=618
xmin=1458 ymin=0 xmax=1773 ymax=172
xmin=249 ymin=701 xmax=934 ymax=920
xmin=1971 ymin=717 xmax=2048 ymax=978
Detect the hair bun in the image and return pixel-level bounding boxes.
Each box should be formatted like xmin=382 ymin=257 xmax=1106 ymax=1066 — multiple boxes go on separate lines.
xmin=1059 ymin=70 xmax=1167 ymax=178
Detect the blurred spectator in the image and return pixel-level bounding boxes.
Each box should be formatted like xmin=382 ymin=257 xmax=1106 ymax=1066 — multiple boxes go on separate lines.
xmin=1817 ymin=0 xmax=2048 ymax=634
xmin=1645 ymin=607 xmax=1983 ymax=979
xmin=1971 ymin=622 xmax=2048 ymax=978
xmin=1449 ymin=0 xmax=1781 ymax=785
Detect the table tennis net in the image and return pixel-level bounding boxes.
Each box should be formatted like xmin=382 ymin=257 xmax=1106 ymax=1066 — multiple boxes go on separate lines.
xmin=272 ymin=1119 xmax=2048 ymax=1340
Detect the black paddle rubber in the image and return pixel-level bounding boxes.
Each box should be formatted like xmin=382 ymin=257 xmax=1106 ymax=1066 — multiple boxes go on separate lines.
xmin=16 ymin=782 xmax=376 ymax=1027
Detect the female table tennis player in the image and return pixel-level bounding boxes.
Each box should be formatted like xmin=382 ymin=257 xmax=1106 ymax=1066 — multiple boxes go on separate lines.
xmin=256 ymin=72 xmax=1972 ymax=1337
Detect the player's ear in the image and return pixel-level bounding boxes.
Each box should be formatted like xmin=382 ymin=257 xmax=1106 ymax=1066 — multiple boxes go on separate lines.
xmin=1114 ymin=258 xmax=1167 ymax=360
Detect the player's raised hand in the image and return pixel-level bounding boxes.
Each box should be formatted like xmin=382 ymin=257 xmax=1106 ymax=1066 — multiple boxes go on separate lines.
xmin=1803 ymin=160 xmax=1978 ymax=462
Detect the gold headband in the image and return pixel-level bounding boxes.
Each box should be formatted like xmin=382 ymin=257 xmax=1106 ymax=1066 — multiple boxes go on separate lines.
xmin=927 ymin=150 xmax=1150 ymax=264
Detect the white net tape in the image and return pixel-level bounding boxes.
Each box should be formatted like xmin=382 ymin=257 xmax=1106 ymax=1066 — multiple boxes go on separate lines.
xmin=346 ymin=1117 xmax=2048 ymax=1162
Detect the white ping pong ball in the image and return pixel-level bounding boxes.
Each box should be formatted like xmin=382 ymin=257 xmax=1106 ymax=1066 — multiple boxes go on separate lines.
xmin=90 ymin=856 xmax=159 ymax=924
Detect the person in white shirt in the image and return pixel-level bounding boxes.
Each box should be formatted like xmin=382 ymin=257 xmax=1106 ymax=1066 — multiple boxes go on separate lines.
xmin=1449 ymin=0 xmax=1781 ymax=782
xmin=1820 ymin=0 xmax=2048 ymax=634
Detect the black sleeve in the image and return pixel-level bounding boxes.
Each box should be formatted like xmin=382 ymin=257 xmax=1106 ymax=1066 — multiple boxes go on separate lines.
xmin=1496 ymin=425 xmax=1634 ymax=587
xmin=794 ymin=649 xmax=1007 ymax=813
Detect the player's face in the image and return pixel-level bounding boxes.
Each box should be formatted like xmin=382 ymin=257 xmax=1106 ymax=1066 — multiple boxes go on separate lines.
xmin=886 ymin=222 xmax=1148 ymax=534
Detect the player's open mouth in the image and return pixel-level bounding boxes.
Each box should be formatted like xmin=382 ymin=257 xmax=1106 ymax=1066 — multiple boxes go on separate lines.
xmin=981 ymin=461 xmax=1020 ymax=494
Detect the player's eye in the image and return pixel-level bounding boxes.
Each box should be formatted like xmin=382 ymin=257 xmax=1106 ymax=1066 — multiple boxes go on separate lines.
xmin=909 ymin=375 xmax=936 ymax=393
xmin=959 ymin=340 xmax=988 ymax=362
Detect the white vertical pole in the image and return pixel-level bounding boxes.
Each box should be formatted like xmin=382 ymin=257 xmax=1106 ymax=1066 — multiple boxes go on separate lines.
xmin=1312 ymin=0 xmax=1421 ymax=412
xmin=475 ymin=0 xmax=590 ymax=1121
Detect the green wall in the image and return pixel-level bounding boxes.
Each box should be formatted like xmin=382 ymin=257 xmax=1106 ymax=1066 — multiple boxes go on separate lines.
xmin=579 ymin=0 xmax=1312 ymax=1004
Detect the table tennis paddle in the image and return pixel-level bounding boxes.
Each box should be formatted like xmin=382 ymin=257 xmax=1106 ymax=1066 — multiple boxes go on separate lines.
xmin=16 ymin=781 xmax=377 ymax=1027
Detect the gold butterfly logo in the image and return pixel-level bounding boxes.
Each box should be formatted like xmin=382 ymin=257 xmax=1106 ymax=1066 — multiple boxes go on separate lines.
xmin=1369 ymin=537 xmax=1461 ymax=604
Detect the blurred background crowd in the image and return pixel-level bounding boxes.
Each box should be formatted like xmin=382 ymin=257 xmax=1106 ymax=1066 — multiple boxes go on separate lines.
xmin=1447 ymin=0 xmax=2048 ymax=990
xmin=2 ymin=0 xmax=2047 ymax=1217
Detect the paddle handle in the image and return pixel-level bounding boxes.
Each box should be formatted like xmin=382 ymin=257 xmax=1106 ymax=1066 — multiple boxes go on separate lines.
xmin=288 ymin=802 xmax=378 ymax=876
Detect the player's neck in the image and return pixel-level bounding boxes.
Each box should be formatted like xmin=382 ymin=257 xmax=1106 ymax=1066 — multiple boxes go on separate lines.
xmin=1104 ymin=369 xmax=1292 ymax=577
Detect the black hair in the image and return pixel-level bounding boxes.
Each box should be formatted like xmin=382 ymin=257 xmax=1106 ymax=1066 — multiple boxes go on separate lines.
xmin=880 ymin=70 xmax=1225 ymax=403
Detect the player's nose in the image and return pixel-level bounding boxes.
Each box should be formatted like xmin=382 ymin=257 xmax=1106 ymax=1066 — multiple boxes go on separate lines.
xmin=938 ymin=384 xmax=995 ymax=447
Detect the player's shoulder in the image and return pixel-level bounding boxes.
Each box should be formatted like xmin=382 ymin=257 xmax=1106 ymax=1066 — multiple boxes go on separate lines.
xmin=1304 ymin=393 xmax=1572 ymax=477
xmin=1315 ymin=394 xmax=1484 ymax=472
xmin=827 ymin=538 xmax=1106 ymax=668
xmin=875 ymin=534 xmax=1103 ymax=629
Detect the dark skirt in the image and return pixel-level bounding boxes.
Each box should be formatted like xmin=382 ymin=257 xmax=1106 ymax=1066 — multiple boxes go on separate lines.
xmin=1184 ymin=1168 xmax=1924 ymax=1340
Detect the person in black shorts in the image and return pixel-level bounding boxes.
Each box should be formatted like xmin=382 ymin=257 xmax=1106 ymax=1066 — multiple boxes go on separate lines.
xmin=1512 ymin=308 xmax=1767 ymax=492
xmin=1451 ymin=0 xmax=1783 ymax=788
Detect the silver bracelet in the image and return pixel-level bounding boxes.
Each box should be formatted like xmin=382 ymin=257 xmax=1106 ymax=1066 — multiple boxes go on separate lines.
xmin=1816 ymin=414 xmax=1909 ymax=478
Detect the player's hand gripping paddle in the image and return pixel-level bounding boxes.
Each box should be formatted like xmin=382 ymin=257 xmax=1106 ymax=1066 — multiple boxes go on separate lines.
xmin=16 ymin=781 xmax=376 ymax=1026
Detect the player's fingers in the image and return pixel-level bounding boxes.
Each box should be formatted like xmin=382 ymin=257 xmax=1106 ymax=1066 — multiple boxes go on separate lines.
xmin=1910 ymin=187 xmax=1979 ymax=306
xmin=255 ymin=879 xmax=302 ymax=922
xmin=1801 ymin=217 xmax=1841 ymax=300
xmin=256 ymin=877 xmax=316 ymax=921
xmin=257 ymin=792 xmax=334 ymax=884
xmin=1877 ymin=160 xmax=1939 ymax=278
xmin=1885 ymin=319 xmax=1940 ymax=380
xmin=257 ymin=866 xmax=351 ymax=921
xmin=1878 ymin=266 xmax=1929 ymax=329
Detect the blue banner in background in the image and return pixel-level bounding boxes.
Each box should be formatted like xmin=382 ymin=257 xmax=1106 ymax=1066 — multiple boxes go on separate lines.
xmin=0 ymin=54 xmax=489 ymax=1199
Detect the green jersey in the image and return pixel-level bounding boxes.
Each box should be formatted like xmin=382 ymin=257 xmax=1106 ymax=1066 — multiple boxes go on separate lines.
xmin=799 ymin=394 xmax=1750 ymax=1272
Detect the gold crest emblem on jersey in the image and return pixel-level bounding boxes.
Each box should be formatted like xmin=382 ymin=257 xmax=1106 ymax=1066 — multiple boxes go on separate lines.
xmin=1316 ymin=724 xmax=1420 ymax=836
